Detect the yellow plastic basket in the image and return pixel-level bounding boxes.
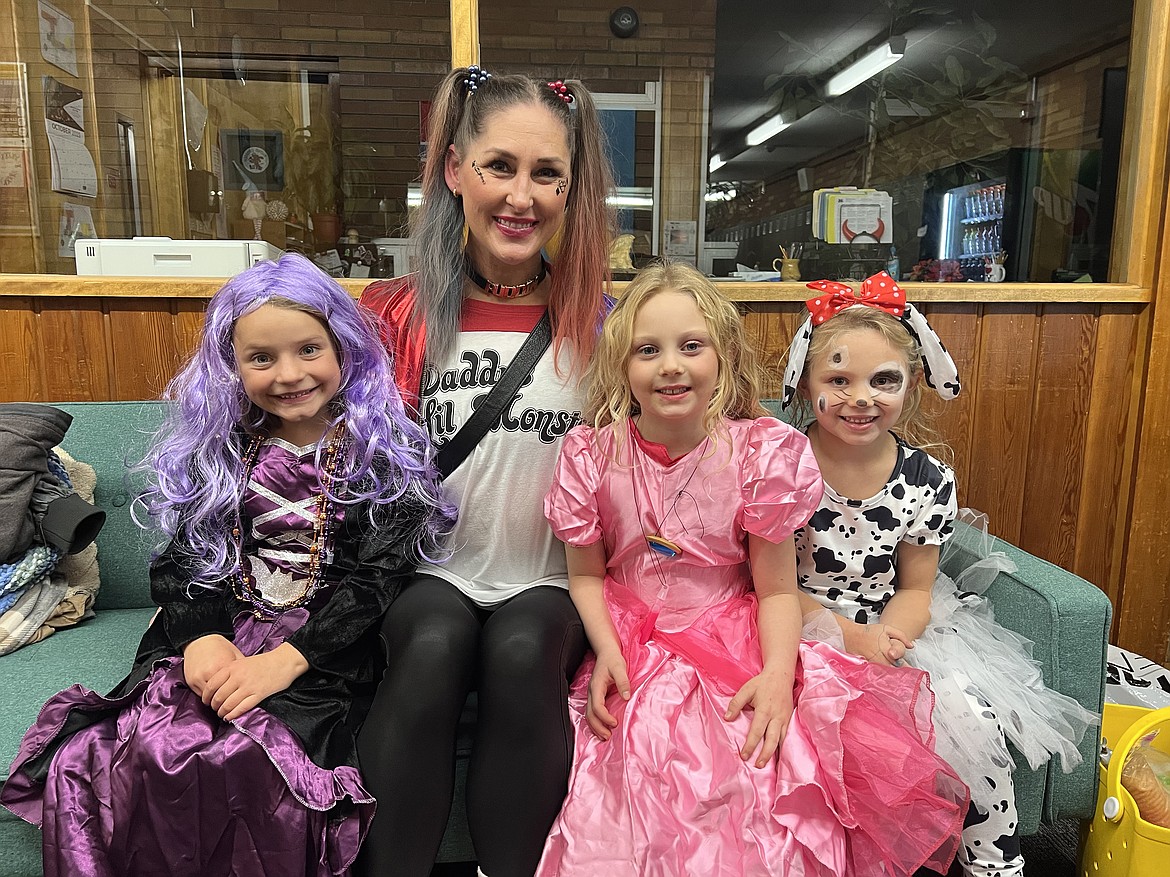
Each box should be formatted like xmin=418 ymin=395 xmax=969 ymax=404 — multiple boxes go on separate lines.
xmin=1079 ymin=703 xmax=1170 ymax=876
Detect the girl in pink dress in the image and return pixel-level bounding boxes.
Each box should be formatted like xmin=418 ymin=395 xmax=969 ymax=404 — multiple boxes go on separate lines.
xmin=535 ymin=261 xmax=968 ymax=877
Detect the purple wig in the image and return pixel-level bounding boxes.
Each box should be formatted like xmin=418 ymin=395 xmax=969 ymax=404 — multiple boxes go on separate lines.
xmin=137 ymin=252 xmax=454 ymax=590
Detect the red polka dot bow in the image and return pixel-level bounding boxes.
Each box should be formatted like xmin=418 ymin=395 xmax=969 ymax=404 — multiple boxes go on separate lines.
xmin=804 ymin=271 xmax=906 ymax=325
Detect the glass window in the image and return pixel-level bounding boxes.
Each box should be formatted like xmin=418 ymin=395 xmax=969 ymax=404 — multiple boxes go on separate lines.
xmin=480 ymin=2 xmax=717 ymax=267
xmin=1 ymin=0 xmax=1138 ymax=284
xmin=4 ymin=0 xmax=449 ymax=275
xmin=705 ymin=0 xmax=1134 ymax=283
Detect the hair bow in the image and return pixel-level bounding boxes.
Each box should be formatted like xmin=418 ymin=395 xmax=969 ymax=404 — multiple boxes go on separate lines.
xmin=780 ymin=271 xmax=961 ymax=407
xmin=805 ymin=273 xmax=906 ymax=325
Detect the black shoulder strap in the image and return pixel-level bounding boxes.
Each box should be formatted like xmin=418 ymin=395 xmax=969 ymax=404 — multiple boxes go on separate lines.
xmin=434 ymin=310 xmax=552 ymax=480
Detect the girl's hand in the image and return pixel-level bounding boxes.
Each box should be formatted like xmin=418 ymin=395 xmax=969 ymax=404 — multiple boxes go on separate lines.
xmin=842 ymin=620 xmax=914 ymax=666
xmin=182 ymin=634 xmax=244 ymax=697
xmin=585 ymin=650 xmax=631 ymax=741
xmin=203 ymin=643 xmax=310 ymax=721
xmin=725 ymin=666 xmax=794 ymax=768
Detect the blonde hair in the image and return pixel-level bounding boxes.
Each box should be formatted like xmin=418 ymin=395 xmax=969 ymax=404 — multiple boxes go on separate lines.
xmin=584 ymin=261 xmax=768 ymax=443
xmin=793 ymin=305 xmax=948 ymax=456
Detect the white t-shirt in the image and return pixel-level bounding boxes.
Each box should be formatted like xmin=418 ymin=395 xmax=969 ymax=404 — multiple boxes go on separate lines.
xmin=416 ymin=298 xmax=584 ymax=606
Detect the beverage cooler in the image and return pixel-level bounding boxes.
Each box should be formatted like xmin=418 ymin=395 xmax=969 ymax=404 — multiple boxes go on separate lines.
xmin=938 ymin=179 xmax=1006 ymax=280
xmin=923 ymin=147 xmax=1112 ymax=283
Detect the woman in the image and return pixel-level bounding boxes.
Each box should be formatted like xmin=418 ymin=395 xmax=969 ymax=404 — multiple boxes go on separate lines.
xmin=357 ymin=66 xmax=615 ymax=877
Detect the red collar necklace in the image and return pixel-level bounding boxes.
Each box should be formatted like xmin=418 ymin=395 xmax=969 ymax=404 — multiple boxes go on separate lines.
xmin=464 ymin=259 xmax=549 ymax=299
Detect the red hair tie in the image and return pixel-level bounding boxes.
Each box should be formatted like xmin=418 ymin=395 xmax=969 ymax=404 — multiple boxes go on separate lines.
xmin=804 ymin=271 xmax=906 ymax=325
xmin=547 ymin=80 xmax=573 ymax=104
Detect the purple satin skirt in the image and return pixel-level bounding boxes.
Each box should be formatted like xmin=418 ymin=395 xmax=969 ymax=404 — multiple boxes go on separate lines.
xmin=2 ymin=610 xmax=373 ymax=877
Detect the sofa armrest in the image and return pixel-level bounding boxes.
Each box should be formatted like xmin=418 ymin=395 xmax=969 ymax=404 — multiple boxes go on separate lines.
xmin=941 ymin=525 xmax=1111 ymax=826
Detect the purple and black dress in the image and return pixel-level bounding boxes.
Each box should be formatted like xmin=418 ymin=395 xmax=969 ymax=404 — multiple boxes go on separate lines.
xmin=2 ymin=438 xmax=424 ymax=877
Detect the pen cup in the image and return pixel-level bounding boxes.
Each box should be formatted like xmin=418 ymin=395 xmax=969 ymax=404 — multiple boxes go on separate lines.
xmin=772 ymin=258 xmax=801 ymax=281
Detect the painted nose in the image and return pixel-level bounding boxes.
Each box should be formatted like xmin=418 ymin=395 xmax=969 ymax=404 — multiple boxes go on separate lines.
xmin=854 ymin=396 xmax=870 ymax=408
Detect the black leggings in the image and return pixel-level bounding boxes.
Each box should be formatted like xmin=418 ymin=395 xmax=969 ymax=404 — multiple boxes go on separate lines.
xmin=356 ymin=575 xmax=586 ymax=877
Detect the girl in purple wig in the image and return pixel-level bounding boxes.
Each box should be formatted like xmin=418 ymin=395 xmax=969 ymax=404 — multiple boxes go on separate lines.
xmin=1 ymin=252 xmax=454 ymax=877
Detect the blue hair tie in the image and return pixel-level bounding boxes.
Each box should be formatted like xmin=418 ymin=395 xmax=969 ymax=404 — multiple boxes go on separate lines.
xmin=462 ymin=65 xmax=491 ymax=95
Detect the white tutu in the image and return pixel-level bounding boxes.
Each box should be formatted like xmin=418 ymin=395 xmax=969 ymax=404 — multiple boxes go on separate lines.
xmin=804 ymin=510 xmax=1098 ymax=798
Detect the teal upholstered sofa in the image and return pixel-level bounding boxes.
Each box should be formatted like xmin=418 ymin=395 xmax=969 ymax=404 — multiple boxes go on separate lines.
xmin=1 ymin=401 xmax=1111 ymax=874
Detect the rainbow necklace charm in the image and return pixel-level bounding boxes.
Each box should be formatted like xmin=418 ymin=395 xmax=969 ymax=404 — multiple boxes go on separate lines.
xmin=646 ymin=534 xmax=683 ymax=558
xmin=631 ymin=429 xmax=710 ymax=563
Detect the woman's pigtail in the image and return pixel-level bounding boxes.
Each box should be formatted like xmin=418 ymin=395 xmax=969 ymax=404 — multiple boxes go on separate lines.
xmin=412 ymin=68 xmax=472 ymax=362
xmin=548 ymin=79 xmax=615 ymax=377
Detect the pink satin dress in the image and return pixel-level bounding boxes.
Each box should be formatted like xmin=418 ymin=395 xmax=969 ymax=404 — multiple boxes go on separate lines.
xmin=537 ymin=418 xmax=967 ymax=877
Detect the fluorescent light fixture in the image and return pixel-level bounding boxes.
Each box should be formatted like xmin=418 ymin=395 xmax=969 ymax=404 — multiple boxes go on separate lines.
xmin=825 ymin=36 xmax=906 ymax=98
xmin=745 ymin=114 xmax=789 ymax=146
xmin=608 ymin=187 xmax=654 ymax=208
xmin=709 ymin=154 xmax=726 ymax=173
xmin=705 ymin=187 xmax=737 ymax=203
xmin=938 ymin=191 xmax=953 ymax=260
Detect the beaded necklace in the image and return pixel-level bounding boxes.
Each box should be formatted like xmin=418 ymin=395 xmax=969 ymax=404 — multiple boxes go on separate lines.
xmin=232 ymin=422 xmax=348 ymax=618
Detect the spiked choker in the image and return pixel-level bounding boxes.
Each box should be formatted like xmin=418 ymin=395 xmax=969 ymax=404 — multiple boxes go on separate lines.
xmin=465 ymin=259 xmax=549 ymax=299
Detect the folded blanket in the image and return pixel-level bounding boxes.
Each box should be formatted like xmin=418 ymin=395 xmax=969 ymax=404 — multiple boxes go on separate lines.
xmin=0 ymin=572 xmax=69 ymax=656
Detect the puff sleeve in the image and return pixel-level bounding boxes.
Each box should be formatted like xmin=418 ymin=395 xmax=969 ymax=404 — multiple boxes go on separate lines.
xmin=543 ymin=425 xmax=603 ymax=547
xmin=903 ymin=449 xmax=958 ymax=546
xmin=741 ymin=418 xmax=824 ymax=543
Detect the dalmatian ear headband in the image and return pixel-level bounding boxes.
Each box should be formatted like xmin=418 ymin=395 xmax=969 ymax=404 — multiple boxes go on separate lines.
xmin=780 ymin=271 xmax=961 ymax=408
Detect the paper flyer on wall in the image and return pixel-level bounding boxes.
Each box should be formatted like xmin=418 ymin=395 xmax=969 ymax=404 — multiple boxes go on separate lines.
xmin=0 ymin=145 xmax=31 ymax=233
xmin=0 ymin=66 xmax=30 ymax=140
xmin=58 ymin=201 xmax=95 ymax=257
xmin=38 ymin=1 xmax=78 ymax=78
xmin=43 ymin=75 xmax=97 ymax=196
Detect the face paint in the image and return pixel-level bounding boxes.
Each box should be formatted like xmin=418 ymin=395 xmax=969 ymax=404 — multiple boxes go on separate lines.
xmin=869 ymin=360 xmax=908 ymax=403
xmin=817 ymin=394 xmax=827 ymax=413
xmin=471 ymin=160 xmax=485 ymax=184
xmin=829 ymin=346 xmax=849 ymax=368
xmin=555 ymin=177 xmax=567 ymax=196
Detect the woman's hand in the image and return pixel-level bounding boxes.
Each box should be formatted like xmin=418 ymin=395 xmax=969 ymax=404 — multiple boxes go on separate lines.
xmin=725 ymin=665 xmax=794 ymax=768
xmin=585 ymin=649 xmax=631 ymax=741
xmin=203 ymin=642 xmax=310 ymax=721
xmin=182 ymin=634 xmax=244 ymax=697
xmin=842 ymin=619 xmax=914 ymax=666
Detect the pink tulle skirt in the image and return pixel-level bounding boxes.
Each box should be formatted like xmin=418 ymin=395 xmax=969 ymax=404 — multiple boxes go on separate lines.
xmin=536 ymin=582 xmax=968 ymax=877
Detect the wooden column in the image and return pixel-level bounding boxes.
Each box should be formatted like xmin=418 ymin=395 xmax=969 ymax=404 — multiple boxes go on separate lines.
xmin=659 ymin=69 xmax=706 ymax=262
xmin=450 ymin=0 xmax=479 ymax=68
xmin=1114 ymin=0 xmax=1170 ymax=662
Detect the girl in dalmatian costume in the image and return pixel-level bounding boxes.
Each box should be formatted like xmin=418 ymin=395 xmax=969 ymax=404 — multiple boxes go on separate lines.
xmin=782 ymin=272 xmax=1097 ymax=877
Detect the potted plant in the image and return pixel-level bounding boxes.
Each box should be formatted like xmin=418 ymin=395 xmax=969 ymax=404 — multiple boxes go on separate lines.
xmin=284 ymin=121 xmax=343 ymax=247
